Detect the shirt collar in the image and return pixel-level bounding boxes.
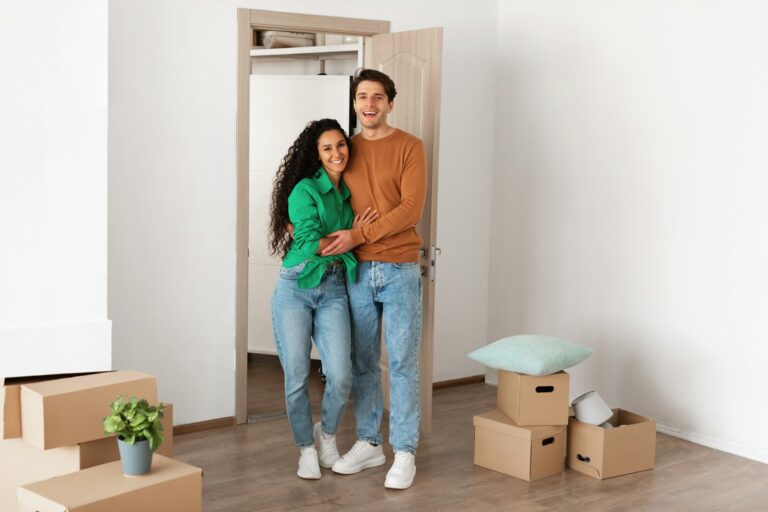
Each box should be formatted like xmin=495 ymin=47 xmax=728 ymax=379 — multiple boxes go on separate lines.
xmin=314 ymin=167 xmax=350 ymax=199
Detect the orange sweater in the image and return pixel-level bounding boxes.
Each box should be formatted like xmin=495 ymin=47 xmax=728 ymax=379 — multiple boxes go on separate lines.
xmin=345 ymin=129 xmax=427 ymax=263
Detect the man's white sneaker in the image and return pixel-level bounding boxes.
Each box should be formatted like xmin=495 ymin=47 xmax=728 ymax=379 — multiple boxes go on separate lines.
xmin=297 ymin=446 xmax=321 ymax=480
xmin=313 ymin=422 xmax=340 ymax=468
xmin=331 ymin=440 xmax=386 ymax=474
xmin=384 ymin=451 xmax=416 ymax=490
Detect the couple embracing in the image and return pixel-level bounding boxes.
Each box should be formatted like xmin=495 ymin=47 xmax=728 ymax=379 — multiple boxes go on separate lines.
xmin=269 ymin=69 xmax=427 ymax=490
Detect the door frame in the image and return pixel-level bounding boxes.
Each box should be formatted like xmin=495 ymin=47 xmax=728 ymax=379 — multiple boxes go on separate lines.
xmin=236 ymin=9 xmax=390 ymax=425
xmin=236 ymin=10 xmax=440 ymax=432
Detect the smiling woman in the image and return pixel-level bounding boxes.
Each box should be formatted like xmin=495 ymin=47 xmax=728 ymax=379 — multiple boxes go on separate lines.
xmin=267 ymin=118 xmax=377 ymax=480
xmin=316 ymin=129 xmax=349 ymax=187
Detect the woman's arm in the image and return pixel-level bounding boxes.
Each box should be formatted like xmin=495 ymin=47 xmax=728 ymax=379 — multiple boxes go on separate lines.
xmin=287 ymin=185 xmax=324 ymax=257
xmin=286 ymin=222 xmax=333 ymax=255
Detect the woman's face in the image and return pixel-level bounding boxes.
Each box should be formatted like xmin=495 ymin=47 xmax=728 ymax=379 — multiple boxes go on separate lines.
xmin=316 ymin=129 xmax=349 ymax=174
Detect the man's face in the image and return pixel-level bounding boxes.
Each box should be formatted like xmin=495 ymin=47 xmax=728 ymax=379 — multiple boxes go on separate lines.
xmin=353 ymin=80 xmax=393 ymax=130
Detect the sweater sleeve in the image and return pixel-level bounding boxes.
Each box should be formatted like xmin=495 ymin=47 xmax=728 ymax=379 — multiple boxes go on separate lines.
xmin=350 ymin=139 xmax=428 ymax=245
xmin=288 ymin=185 xmax=322 ymax=257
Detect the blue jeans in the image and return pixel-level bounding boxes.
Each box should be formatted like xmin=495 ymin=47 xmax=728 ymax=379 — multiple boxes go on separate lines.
xmin=347 ymin=261 xmax=422 ymax=454
xmin=271 ymin=262 xmax=352 ymax=448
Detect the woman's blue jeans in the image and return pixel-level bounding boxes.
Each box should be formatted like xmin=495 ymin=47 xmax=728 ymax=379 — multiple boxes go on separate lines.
xmin=347 ymin=261 xmax=422 ymax=454
xmin=271 ymin=262 xmax=353 ymax=447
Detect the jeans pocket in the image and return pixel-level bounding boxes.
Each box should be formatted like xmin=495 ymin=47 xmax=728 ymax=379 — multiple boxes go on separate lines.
xmin=393 ymin=262 xmax=418 ymax=269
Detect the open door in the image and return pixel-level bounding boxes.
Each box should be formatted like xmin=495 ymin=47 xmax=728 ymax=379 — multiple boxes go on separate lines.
xmin=365 ymin=27 xmax=443 ymax=433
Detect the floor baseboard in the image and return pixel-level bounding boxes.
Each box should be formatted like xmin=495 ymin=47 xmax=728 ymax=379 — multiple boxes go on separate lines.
xmin=174 ymin=416 xmax=235 ymax=436
xmin=433 ymin=375 xmax=485 ymax=390
xmin=656 ymin=420 xmax=768 ymax=465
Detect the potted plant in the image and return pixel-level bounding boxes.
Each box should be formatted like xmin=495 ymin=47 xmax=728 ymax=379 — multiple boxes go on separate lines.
xmin=103 ymin=396 xmax=165 ymax=477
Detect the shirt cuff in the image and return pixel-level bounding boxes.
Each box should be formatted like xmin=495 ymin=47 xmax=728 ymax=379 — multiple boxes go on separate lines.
xmin=350 ymin=228 xmax=366 ymax=246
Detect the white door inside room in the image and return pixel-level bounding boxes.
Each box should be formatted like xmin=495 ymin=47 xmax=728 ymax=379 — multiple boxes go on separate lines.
xmin=247 ymin=75 xmax=351 ymax=358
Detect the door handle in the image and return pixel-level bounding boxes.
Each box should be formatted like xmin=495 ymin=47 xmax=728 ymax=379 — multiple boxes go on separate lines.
xmin=428 ymin=244 xmax=442 ymax=282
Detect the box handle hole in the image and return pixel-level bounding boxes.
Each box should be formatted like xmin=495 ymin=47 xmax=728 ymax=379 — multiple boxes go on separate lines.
xmin=577 ymin=453 xmax=591 ymax=463
xmin=535 ymin=386 xmax=554 ymax=393
xmin=541 ymin=437 xmax=555 ymax=446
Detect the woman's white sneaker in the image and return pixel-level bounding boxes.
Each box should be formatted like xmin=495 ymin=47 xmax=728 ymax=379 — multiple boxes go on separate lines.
xmin=297 ymin=446 xmax=321 ymax=480
xmin=384 ymin=451 xmax=416 ymax=489
xmin=313 ymin=422 xmax=340 ymax=468
xmin=331 ymin=440 xmax=386 ymax=474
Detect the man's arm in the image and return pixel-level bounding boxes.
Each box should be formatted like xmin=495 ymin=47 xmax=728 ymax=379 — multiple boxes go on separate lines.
xmin=322 ymin=140 xmax=427 ymax=256
xmin=316 ymin=237 xmax=334 ymax=254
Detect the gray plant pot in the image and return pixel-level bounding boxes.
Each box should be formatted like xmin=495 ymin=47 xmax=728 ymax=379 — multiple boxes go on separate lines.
xmin=117 ymin=437 xmax=153 ymax=476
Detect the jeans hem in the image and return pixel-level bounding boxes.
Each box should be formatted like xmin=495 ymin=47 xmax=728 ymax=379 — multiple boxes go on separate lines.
xmin=393 ymin=447 xmax=417 ymax=455
xmin=358 ymin=436 xmax=383 ymax=446
xmin=297 ymin=441 xmax=315 ymax=448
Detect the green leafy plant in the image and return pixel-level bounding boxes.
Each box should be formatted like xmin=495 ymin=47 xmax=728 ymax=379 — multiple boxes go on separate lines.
xmin=103 ymin=396 xmax=165 ymax=451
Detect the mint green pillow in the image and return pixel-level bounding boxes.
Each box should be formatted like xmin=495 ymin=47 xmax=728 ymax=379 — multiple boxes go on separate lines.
xmin=467 ymin=334 xmax=593 ymax=376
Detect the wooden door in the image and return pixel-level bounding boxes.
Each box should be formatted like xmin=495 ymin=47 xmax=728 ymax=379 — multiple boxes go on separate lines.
xmin=365 ymin=27 xmax=443 ymax=433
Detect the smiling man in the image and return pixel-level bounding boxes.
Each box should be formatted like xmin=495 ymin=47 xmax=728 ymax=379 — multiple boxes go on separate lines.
xmin=321 ymin=68 xmax=427 ymax=490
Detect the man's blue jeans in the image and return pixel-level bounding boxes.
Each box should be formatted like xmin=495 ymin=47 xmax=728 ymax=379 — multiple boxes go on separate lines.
xmin=271 ymin=262 xmax=352 ymax=448
xmin=347 ymin=261 xmax=422 ymax=454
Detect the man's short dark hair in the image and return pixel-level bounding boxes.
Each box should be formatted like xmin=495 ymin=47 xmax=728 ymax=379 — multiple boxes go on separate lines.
xmin=351 ymin=68 xmax=397 ymax=102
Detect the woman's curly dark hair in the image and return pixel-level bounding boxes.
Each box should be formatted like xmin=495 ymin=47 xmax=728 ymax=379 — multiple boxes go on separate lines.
xmin=269 ymin=118 xmax=351 ymax=258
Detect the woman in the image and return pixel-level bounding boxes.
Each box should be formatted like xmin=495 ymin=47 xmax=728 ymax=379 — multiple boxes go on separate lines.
xmin=269 ymin=119 xmax=377 ymax=480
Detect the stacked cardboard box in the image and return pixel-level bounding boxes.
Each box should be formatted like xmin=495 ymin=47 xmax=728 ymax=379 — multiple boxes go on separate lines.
xmin=473 ymin=370 xmax=657 ymax=481
xmin=566 ymin=408 xmax=656 ymax=479
xmin=18 ymin=455 xmax=202 ymax=512
xmin=474 ymin=370 xmax=569 ymax=481
xmin=0 ymin=371 xmax=177 ymax=511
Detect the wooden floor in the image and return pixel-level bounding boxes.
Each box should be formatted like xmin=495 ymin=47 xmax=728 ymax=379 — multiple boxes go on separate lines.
xmin=175 ymin=383 xmax=768 ymax=511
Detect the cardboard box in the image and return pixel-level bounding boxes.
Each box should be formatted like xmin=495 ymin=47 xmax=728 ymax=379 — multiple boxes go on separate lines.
xmin=474 ymin=409 xmax=565 ymax=481
xmin=18 ymin=455 xmax=202 ymax=512
xmin=21 ymin=370 xmax=157 ymax=450
xmin=497 ymin=370 xmax=569 ymax=426
xmin=2 ymin=374 xmax=100 ymax=440
xmin=1 ymin=381 xmax=23 ymax=439
xmin=567 ymin=408 xmax=656 ymax=480
xmin=0 ymin=403 xmax=173 ymax=511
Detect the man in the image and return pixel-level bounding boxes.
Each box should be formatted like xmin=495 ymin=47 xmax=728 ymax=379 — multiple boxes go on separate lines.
xmin=320 ymin=68 xmax=427 ymax=490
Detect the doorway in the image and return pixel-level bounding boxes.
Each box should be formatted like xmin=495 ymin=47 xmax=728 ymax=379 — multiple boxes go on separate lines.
xmin=235 ymin=8 xmax=443 ymax=434
xmin=246 ymin=33 xmax=361 ymax=420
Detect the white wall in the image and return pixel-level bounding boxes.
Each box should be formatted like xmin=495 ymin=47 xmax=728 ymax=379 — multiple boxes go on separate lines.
xmin=490 ymin=0 xmax=768 ymax=462
xmin=0 ymin=1 xmax=111 ymax=378
xmin=109 ymin=0 xmax=496 ymax=424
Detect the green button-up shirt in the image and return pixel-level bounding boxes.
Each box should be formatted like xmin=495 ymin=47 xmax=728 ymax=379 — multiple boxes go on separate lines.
xmin=284 ymin=168 xmax=357 ymax=289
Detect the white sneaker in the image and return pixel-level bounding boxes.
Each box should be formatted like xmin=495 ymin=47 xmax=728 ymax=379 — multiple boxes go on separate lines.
xmin=384 ymin=451 xmax=416 ymax=490
xmin=313 ymin=422 xmax=340 ymax=468
xmin=297 ymin=446 xmax=321 ymax=480
xmin=331 ymin=440 xmax=386 ymax=474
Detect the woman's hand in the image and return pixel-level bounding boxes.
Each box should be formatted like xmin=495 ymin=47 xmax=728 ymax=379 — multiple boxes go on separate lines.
xmin=352 ymin=207 xmax=379 ymax=229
